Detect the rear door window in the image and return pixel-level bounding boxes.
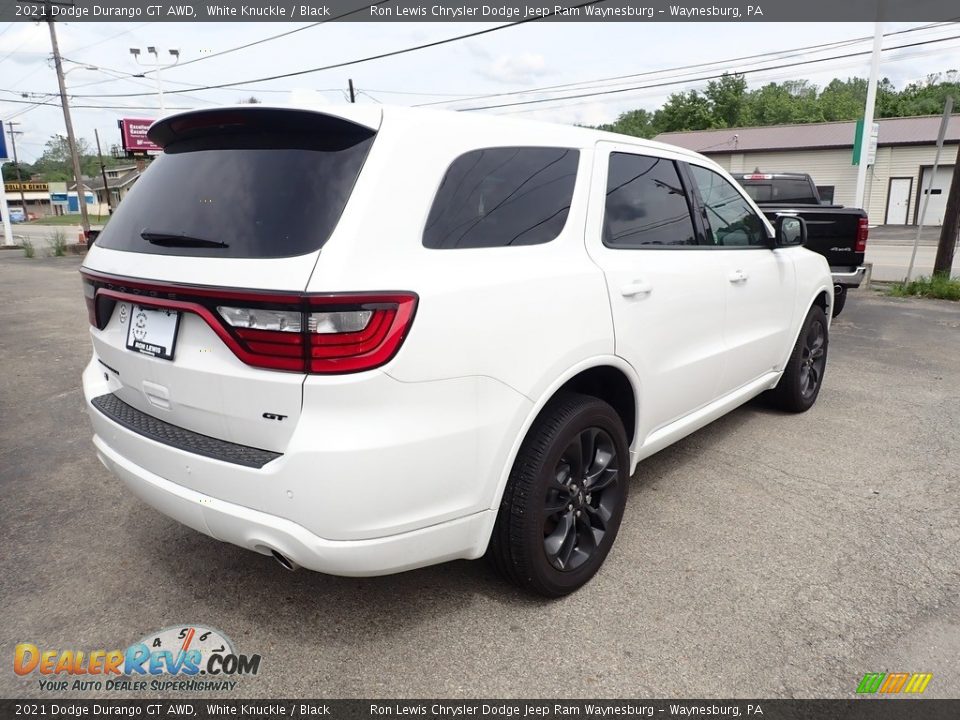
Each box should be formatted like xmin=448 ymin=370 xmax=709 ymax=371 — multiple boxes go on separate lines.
xmin=423 ymin=147 xmax=579 ymax=249
xmin=95 ymin=111 xmax=375 ymax=259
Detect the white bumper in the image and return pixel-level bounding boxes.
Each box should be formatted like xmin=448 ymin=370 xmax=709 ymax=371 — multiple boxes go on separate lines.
xmin=94 ymin=436 xmax=493 ymax=576
xmin=83 ymin=358 xmax=531 ymax=576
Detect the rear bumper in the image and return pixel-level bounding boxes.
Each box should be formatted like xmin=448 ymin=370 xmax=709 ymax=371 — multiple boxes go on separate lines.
xmin=83 ymin=356 xmax=530 ymax=575
xmin=831 ymin=265 xmax=866 ymax=287
xmin=93 ymin=435 xmax=493 ymax=576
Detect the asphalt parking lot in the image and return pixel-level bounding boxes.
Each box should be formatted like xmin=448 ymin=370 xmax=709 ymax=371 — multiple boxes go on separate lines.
xmin=2 ymin=252 xmax=959 ymax=699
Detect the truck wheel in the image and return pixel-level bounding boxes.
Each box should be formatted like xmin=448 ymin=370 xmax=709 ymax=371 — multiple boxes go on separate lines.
xmin=488 ymin=391 xmax=629 ymax=597
xmin=832 ymin=286 xmax=847 ymax=317
xmin=771 ymin=305 xmax=828 ymax=413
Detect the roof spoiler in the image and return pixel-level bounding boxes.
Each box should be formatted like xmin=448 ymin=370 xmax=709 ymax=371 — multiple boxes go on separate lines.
xmin=148 ymin=106 xmax=381 ymax=151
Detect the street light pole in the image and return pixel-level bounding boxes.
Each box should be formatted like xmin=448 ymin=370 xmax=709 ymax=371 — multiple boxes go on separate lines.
xmin=130 ymin=47 xmax=180 ymax=114
xmin=47 ymin=17 xmax=90 ymax=235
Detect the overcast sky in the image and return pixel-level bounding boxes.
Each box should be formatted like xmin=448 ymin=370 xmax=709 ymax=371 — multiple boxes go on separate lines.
xmin=1 ymin=20 xmax=958 ymax=163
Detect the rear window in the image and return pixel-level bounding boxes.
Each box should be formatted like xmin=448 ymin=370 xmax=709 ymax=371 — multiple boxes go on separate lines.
xmin=735 ymin=177 xmax=817 ymax=205
xmin=95 ymin=111 xmax=375 ymax=259
xmin=423 ymin=146 xmax=579 ymax=249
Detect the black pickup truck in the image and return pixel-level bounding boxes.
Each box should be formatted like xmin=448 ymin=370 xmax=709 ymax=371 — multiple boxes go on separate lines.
xmin=731 ymin=172 xmax=868 ymax=316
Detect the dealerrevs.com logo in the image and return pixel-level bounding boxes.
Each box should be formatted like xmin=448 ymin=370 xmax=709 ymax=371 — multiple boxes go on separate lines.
xmin=14 ymin=625 xmax=261 ymax=692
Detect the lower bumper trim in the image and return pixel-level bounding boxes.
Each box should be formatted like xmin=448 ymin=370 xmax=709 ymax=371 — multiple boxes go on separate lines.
xmin=91 ymin=392 xmax=281 ymax=469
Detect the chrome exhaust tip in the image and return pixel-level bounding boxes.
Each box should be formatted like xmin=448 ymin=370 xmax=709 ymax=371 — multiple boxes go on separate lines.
xmin=270 ymin=549 xmax=298 ymax=571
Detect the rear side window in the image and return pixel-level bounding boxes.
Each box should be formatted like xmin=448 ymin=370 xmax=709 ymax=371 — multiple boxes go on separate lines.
xmin=95 ymin=110 xmax=375 ymax=259
xmin=736 ymin=177 xmax=816 ymax=204
xmin=603 ymin=152 xmax=696 ymax=248
xmin=423 ymin=147 xmax=579 ymax=249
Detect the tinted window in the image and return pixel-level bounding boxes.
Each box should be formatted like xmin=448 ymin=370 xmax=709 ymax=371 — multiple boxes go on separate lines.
xmin=735 ymin=176 xmax=817 ymax=205
xmin=691 ymin=166 xmax=767 ymax=247
xmin=423 ymin=147 xmax=579 ymax=249
xmin=96 ymin=117 xmax=375 ymax=259
xmin=603 ymin=153 xmax=695 ymax=248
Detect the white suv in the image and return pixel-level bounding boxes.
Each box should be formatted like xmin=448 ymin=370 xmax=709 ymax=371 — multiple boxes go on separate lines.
xmin=81 ymin=105 xmax=832 ymax=596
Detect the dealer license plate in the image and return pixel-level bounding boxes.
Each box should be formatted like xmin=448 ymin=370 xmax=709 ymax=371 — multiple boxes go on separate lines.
xmin=125 ymin=304 xmax=181 ymax=361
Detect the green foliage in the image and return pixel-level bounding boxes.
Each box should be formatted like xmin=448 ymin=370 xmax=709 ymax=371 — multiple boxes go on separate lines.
xmin=597 ymin=70 xmax=960 ymax=139
xmin=30 ymin=135 xmax=124 ymax=183
xmin=49 ymin=230 xmax=67 ymax=257
xmin=888 ymin=275 xmax=960 ymax=301
xmin=22 ymin=239 xmax=34 ymax=258
xmin=2 ymin=161 xmax=35 ymax=182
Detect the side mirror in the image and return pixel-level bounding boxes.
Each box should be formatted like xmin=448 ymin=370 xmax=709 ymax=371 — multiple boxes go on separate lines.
xmin=774 ymin=214 xmax=806 ymax=247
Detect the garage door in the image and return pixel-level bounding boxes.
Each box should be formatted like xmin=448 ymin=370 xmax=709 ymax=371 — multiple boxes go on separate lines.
xmin=918 ymin=165 xmax=954 ymax=225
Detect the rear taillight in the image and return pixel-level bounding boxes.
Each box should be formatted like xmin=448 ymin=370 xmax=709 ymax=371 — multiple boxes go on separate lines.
xmin=80 ymin=270 xmax=417 ymax=375
xmin=856 ymin=217 xmax=869 ymax=253
xmin=82 ymin=278 xmax=97 ymax=326
xmin=215 ymin=294 xmax=416 ymax=373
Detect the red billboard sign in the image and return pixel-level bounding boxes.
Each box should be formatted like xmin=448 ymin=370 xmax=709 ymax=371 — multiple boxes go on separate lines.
xmin=119 ymin=118 xmax=161 ymax=153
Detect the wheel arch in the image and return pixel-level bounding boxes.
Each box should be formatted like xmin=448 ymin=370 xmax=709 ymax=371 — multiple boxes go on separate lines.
xmin=484 ymin=356 xmax=641 ymax=518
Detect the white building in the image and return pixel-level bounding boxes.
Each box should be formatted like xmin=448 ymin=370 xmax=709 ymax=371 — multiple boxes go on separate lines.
xmin=656 ymin=114 xmax=960 ymax=226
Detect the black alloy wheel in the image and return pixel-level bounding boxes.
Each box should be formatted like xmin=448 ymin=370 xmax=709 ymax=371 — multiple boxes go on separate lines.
xmin=488 ymin=391 xmax=629 ymax=597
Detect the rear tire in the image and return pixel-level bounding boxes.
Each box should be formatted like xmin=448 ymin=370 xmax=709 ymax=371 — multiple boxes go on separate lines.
xmin=832 ymin=286 xmax=847 ymax=317
xmin=487 ymin=392 xmax=629 ymax=597
xmin=770 ymin=305 xmax=828 ymax=413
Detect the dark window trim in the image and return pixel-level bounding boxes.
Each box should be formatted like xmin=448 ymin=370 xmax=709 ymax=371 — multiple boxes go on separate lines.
xmin=684 ymin=162 xmax=772 ymax=250
xmin=600 ymin=152 xmax=700 ymax=251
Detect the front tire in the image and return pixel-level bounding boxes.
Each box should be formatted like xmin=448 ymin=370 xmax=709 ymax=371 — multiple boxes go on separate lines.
xmin=771 ymin=304 xmax=828 ymax=412
xmin=488 ymin=392 xmax=629 ymax=597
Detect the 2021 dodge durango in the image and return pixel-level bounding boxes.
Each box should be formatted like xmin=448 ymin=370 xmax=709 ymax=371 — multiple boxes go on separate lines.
xmin=81 ymin=105 xmax=833 ymax=597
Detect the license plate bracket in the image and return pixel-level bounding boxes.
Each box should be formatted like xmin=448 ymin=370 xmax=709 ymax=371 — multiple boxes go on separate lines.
xmin=125 ymin=304 xmax=181 ymax=361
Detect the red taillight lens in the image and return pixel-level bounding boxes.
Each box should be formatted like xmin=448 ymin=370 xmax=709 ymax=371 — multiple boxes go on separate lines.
xmin=81 ymin=270 xmax=418 ymax=374
xmin=856 ymin=217 xmax=869 ymax=253
xmin=307 ymin=294 xmax=417 ymax=374
xmin=82 ymin=278 xmax=97 ymax=326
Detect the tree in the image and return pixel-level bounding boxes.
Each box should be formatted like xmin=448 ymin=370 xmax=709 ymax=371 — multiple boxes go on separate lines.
xmin=30 ymin=134 xmax=123 ymax=182
xmin=2 ymin=161 xmax=35 ymax=182
xmin=597 ymin=109 xmax=657 ymax=138
xmin=705 ymin=73 xmax=747 ymax=128
xmin=653 ymin=90 xmax=717 ymax=132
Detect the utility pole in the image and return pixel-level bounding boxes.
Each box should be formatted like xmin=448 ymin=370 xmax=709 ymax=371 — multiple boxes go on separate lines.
xmin=47 ymin=12 xmax=90 ymax=235
xmin=933 ymin=142 xmax=960 ymax=277
xmin=94 ymin=129 xmax=112 ymax=216
xmin=906 ymin=96 xmax=952 ymax=281
xmin=348 ymin=79 xmax=356 ymax=104
xmin=854 ymin=23 xmax=883 ymax=210
xmin=6 ymin=122 xmax=27 ymax=215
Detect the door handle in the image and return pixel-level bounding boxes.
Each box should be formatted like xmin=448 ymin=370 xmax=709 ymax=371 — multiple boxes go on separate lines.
xmin=621 ymin=280 xmax=653 ymax=298
xmin=728 ymin=270 xmax=749 ymax=284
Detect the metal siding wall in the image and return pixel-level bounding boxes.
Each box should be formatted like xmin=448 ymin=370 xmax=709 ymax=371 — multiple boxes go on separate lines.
xmin=707 ymin=143 xmax=955 ymax=224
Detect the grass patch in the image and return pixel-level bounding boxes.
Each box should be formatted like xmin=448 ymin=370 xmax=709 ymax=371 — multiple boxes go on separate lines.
xmin=888 ymin=275 xmax=960 ymax=301
xmin=26 ymin=214 xmax=109 ymax=227
xmin=22 ymin=239 xmax=35 ymax=258
xmin=50 ymin=229 xmax=67 ymax=257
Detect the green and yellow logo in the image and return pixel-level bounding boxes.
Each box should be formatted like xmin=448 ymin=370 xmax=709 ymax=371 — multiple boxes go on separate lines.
xmin=856 ymin=672 xmax=932 ymax=694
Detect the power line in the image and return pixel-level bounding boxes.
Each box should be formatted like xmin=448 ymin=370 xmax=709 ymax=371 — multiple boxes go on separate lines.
xmin=138 ymin=3 xmax=392 ymax=75
xmin=417 ymin=20 xmax=958 ymax=109
xmin=457 ymin=32 xmax=960 ymax=112
xmin=66 ymin=1 xmax=603 ymax=98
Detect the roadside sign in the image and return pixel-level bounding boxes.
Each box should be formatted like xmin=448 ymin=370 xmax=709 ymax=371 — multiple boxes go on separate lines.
xmin=0 ymin=120 xmax=8 ymax=161
xmin=118 ymin=118 xmax=160 ymax=154
xmin=852 ymin=119 xmax=880 ymax=166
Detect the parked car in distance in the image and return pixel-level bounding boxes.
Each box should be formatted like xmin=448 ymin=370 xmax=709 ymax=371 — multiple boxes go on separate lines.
xmin=81 ymin=106 xmax=834 ymax=596
xmin=731 ymin=172 xmax=867 ymax=316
